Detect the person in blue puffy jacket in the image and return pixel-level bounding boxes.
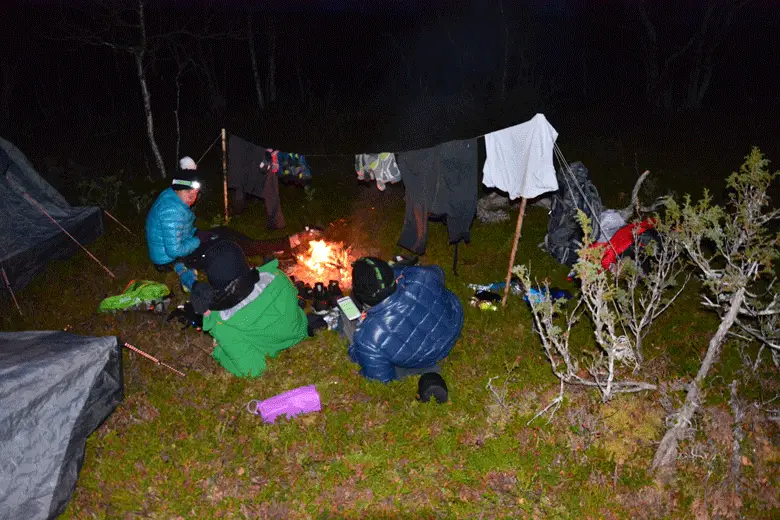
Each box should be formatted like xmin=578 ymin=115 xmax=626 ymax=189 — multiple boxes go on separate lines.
xmin=145 ymin=160 xmax=204 ymax=271
xmin=146 ymin=157 xmax=321 ymax=286
xmin=347 ymin=257 xmax=464 ymax=392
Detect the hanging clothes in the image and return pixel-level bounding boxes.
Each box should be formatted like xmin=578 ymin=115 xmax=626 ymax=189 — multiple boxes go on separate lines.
xmin=483 ymin=113 xmax=559 ymax=200
xmin=277 ymin=152 xmax=312 ymax=187
xmin=397 ymin=139 xmax=478 ymax=256
xmin=227 ymin=135 xmax=286 ymax=229
xmin=355 ymin=153 xmax=401 ymax=191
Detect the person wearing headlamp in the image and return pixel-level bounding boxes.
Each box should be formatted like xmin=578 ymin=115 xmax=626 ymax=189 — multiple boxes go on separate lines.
xmin=146 ymin=157 xmax=321 ymax=291
xmin=145 ymin=157 xmax=204 ymax=277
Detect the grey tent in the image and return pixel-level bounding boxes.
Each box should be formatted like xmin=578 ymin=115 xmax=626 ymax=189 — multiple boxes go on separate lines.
xmin=0 ymin=137 xmax=104 ymax=292
xmin=0 ymin=331 xmax=123 ymax=519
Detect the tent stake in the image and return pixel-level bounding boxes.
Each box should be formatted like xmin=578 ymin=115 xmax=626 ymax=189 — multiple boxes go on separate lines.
xmin=103 ymin=209 xmax=133 ymax=235
xmin=22 ymin=192 xmax=115 ymax=279
xmin=221 ymin=128 xmax=229 ymax=222
xmin=502 ymin=197 xmax=527 ymax=307
xmin=1 ymin=267 xmax=23 ymax=316
xmin=123 ymin=342 xmax=186 ymax=377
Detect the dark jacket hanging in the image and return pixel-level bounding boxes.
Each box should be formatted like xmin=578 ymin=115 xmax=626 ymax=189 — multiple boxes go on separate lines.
xmin=396 ymin=138 xmax=478 ymax=255
xmin=227 ymin=135 xmax=286 ymax=230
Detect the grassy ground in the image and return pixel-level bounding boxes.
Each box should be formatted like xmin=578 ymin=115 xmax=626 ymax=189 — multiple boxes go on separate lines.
xmin=2 ymin=145 xmax=778 ymax=519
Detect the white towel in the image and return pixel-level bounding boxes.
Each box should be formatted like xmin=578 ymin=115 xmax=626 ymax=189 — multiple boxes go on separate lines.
xmin=483 ymin=113 xmax=559 ymax=200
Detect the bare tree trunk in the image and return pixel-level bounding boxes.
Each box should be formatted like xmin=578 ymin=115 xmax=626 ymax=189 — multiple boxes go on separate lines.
xmin=247 ymin=12 xmax=265 ymax=111
xmin=133 ymin=2 xmax=165 ymax=178
xmin=652 ymin=287 xmax=746 ymax=471
xmin=134 ymin=50 xmax=165 ymax=178
xmin=267 ymin=21 xmax=277 ymax=104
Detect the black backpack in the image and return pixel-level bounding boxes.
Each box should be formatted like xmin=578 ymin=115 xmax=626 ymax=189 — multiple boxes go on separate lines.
xmin=544 ymin=162 xmax=603 ymax=266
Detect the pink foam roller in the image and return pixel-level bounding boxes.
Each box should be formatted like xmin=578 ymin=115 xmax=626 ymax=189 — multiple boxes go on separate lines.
xmin=250 ymin=385 xmax=321 ymax=424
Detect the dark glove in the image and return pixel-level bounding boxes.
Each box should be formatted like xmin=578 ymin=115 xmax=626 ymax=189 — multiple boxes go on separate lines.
xmin=166 ymin=302 xmax=203 ymax=329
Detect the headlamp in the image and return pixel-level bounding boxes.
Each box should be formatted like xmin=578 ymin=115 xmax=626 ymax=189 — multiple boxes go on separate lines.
xmin=172 ymin=179 xmax=201 ymax=189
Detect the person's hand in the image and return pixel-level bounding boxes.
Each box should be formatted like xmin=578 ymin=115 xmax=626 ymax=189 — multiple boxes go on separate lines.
xmin=178 ymin=269 xmax=197 ymax=291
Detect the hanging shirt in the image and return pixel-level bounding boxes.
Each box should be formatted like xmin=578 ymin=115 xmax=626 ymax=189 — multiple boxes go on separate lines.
xmin=483 ymin=113 xmax=559 ymax=200
xmin=397 ymin=139 xmax=478 ymax=255
xmin=355 ymin=153 xmax=401 ymax=191
xmin=227 ymin=135 xmax=286 ymax=229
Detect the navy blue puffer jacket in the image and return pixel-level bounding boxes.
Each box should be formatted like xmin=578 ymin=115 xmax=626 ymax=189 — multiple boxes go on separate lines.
xmin=348 ymin=264 xmax=464 ymax=383
xmin=145 ymin=188 xmax=200 ymax=265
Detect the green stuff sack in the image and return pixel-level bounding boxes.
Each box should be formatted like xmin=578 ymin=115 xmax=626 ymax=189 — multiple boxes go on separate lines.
xmin=98 ymin=280 xmax=171 ymax=313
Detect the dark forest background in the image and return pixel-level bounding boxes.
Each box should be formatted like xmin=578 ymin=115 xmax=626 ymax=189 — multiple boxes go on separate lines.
xmin=1 ymin=0 xmax=778 ymax=185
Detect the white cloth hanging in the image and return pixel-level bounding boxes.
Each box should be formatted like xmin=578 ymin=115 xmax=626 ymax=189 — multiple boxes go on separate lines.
xmin=483 ymin=113 xmax=559 ymax=200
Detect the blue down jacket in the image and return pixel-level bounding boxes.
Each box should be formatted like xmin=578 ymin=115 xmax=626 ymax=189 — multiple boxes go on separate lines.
xmin=349 ymin=264 xmax=464 ymax=383
xmin=145 ymin=188 xmax=200 ymax=265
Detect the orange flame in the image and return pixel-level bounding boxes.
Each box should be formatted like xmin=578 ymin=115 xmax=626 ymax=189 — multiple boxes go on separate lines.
xmin=291 ymin=239 xmax=354 ymax=288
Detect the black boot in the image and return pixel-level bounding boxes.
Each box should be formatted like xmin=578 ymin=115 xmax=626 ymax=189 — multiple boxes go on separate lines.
xmin=417 ymin=373 xmax=448 ymax=404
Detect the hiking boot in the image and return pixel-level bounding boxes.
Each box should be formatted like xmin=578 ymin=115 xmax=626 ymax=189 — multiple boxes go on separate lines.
xmin=313 ymin=282 xmax=328 ymax=301
xmin=417 ymin=373 xmax=448 ymax=404
xmin=327 ymin=280 xmax=343 ymax=306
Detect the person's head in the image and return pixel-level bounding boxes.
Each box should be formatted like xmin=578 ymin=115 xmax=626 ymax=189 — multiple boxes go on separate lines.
xmin=171 ymin=158 xmax=201 ymax=207
xmin=351 ymin=257 xmax=397 ymax=307
xmin=191 ymin=240 xmax=258 ymax=313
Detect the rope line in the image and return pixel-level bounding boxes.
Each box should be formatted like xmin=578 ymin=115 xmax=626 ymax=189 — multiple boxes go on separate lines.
xmin=197 ymin=133 xmax=222 ymax=165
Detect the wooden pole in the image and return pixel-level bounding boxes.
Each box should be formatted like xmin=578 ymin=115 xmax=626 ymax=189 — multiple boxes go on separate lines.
xmin=502 ymin=197 xmax=527 ymax=307
xmin=221 ymin=128 xmax=229 ymax=222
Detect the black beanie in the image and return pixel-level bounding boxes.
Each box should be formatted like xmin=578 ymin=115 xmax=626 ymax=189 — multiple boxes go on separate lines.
xmin=351 ymin=257 xmax=397 ymax=306
xmin=203 ymin=240 xmax=251 ymax=291
xmin=172 ymin=168 xmax=200 ymax=191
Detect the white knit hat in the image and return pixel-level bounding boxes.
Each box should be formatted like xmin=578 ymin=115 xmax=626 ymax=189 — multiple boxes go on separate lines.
xmin=179 ymin=156 xmax=197 ymax=170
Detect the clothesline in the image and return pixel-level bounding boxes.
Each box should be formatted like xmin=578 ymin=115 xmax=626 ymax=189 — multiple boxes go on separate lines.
xmin=302 ymin=131 xmax=493 ymax=157
xmin=196 ymin=130 xmax=495 ymax=160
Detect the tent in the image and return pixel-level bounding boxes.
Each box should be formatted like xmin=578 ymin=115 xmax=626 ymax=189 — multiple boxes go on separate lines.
xmin=0 ymin=137 xmax=104 ymax=292
xmin=0 ymin=331 xmax=123 ymax=520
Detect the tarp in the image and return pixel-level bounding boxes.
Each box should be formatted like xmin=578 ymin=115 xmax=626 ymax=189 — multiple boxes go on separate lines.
xmin=0 ymin=331 xmax=123 ymax=520
xmin=0 ymin=137 xmax=104 ymax=292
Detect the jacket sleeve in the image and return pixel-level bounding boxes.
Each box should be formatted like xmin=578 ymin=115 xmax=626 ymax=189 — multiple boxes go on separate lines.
xmin=160 ymin=205 xmax=200 ymax=259
xmin=350 ymin=325 xmax=396 ymax=383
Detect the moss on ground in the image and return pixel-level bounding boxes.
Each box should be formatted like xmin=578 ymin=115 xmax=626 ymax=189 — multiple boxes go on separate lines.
xmin=1 ymin=151 xmax=777 ymax=519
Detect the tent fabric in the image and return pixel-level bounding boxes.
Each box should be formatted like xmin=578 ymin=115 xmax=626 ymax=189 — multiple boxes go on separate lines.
xmin=0 ymin=138 xmax=104 ymax=292
xmin=0 ymin=331 xmax=123 ymax=520
xmin=483 ymin=113 xmax=559 ymax=200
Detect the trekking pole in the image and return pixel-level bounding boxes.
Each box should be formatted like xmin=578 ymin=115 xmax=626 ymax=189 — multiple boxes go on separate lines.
xmin=502 ymin=197 xmax=527 ymax=307
xmin=221 ymin=128 xmax=229 ymax=223
xmin=123 ymin=342 xmax=186 ymax=377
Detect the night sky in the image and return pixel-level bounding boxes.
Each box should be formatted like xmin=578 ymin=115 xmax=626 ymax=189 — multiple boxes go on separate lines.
xmin=1 ymin=0 xmax=778 ymax=176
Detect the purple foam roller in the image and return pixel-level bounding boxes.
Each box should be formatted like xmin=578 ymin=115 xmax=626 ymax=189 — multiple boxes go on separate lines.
xmin=249 ymin=385 xmax=321 ymax=424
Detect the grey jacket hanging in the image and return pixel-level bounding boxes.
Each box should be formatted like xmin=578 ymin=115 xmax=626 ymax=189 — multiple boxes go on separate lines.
xmin=396 ymin=139 xmax=478 ymax=255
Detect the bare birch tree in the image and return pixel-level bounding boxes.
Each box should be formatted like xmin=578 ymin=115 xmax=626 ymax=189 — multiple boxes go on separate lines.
xmin=652 ymin=148 xmax=780 ymax=471
xmin=59 ymin=0 xmax=166 ymax=177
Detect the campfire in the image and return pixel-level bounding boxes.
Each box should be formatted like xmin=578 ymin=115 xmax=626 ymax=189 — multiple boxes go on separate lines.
xmin=288 ymin=239 xmax=355 ymax=289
